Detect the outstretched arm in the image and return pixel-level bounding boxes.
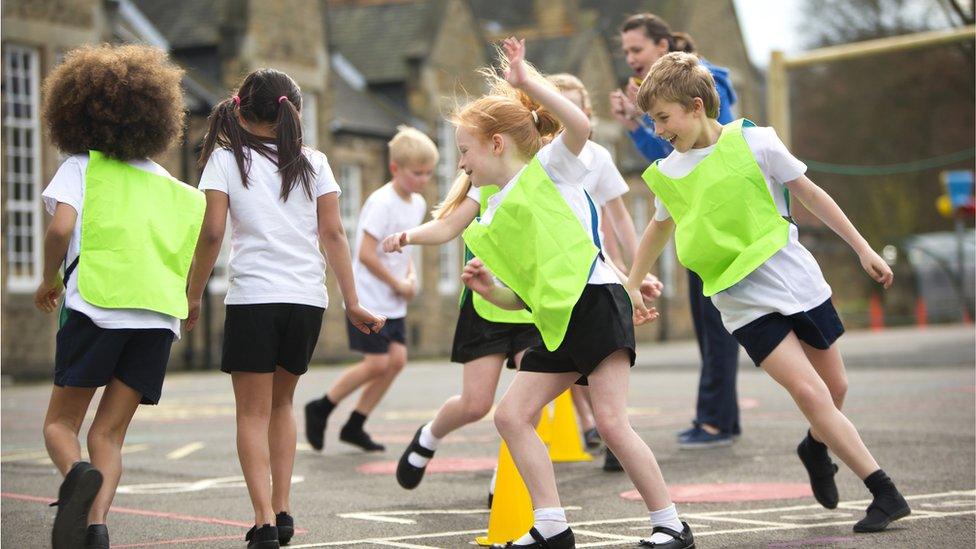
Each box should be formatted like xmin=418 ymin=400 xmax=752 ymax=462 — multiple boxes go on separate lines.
xmin=787 ymin=175 xmax=893 ymax=289
xmin=502 ymin=37 xmax=590 ymax=156
xmin=382 ymin=198 xmax=479 ymax=252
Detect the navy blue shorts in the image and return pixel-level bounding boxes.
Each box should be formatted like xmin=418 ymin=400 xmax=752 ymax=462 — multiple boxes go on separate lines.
xmin=347 ymin=317 xmax=406 ymax=354
xmin=55 ymin=309 xmax=174 ymax=405
xmin=221 ymin=303 xmax=324 ymax=375
xmin=732 ymin=298 xmax=845 ymax=366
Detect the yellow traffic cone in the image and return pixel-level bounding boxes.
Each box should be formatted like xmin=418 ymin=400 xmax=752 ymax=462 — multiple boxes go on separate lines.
xmin=536 ymin=400 xmax=553 ymax=445
xmin=475 ymin=441 xmax=534 ymax=546
xmin=548 ymin=390 xmax=593 ymax=462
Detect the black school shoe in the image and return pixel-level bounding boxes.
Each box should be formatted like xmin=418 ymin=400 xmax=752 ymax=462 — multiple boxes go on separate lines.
xmin=638 ymin=521 xmax=695 ymax=548
xmin=339 ymin=424 xmax=385 ymax=452
xmin=276 ymin=512 xmax=294 ymax=545
xmin=85 ymin=524 xmax=110 ymax=549
xmin=245 ymin=524 xmax=280 ymax=548
xmin=853 ymin=491 xmax=911 ymax=532
xmin=304 ymin=399 xmax=329 ymax=451
xmin=796 ymin=432 xmax=839 ymax=509
xmin=51 ymin=461 xmax=104 ymax=549
xmin=396 ymin=425 xmax=434 ymax=489
xmin=505 ymin=527 xmax=575 ymax=548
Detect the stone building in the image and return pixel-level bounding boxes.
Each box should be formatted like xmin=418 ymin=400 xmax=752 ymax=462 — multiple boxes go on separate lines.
xmin=2 ymin=0 xmax=758 ymax=377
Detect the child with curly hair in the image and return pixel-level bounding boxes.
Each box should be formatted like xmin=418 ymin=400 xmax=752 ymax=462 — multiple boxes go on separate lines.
xmin=36 ymin=44 xmax=204 ymax=549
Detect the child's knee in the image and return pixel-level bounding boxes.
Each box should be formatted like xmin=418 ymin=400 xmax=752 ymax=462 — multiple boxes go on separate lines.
xmin=594 ymin=413 xmax=629 ymax=445
xmin=362 ymin=355 xmax=391 ymax=377
xmin=387 ymin=357 xmax=406 ymax=376
xmin=791 ymin=382 xmax=832 ymax=413
xmin=461 ymin=397 xmax=493 ymax=423
xmin=86 ymin=424 xmax=125 ymax=448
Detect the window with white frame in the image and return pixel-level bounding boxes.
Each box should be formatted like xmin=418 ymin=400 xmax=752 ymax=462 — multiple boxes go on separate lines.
xmin=4 ymin=45 xmax=42 ymax=292
xmin=436 ymin=120 xmax=459 ymax=294
xmin=301 ymin=92 xmax=318 ymax=150
xmin=338 ymin=163 xmax=362 ymax=240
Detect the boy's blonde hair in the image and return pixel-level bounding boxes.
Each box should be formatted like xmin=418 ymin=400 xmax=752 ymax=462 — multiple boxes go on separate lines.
xmin=434 ymin=44 xmax=563 ymax=219
xmin=548 ymin=73 xmax=591 ymax=117
xmin=636 ymin=52 xmax=720 ymax=119
xmin=388 ymin=125 xmax=439 ymax=166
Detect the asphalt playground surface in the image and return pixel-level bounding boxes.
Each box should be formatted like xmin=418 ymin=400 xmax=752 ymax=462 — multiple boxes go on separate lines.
xmin=2 ymin=324 xmax=974 ymax=548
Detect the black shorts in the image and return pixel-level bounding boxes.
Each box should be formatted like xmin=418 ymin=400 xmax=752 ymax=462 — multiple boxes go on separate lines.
xmin=451 ymin=293 xmax=542 ymax=368
xmin=732 ymin=298 xmax=845 ymax=366
xmin=221 ymin=303 xmax=324 ymax=376
xmin=347 ymin=317 xmax=406 ymax=354
xmin=55 ymin=309 xmax=174 ymax=405
xmin=520 ymin=284 xmax=636 ymax=385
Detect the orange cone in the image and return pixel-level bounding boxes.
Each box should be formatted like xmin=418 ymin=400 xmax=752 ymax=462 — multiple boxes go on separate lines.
xmin=869 ymin=293 xmax=884 ymax=332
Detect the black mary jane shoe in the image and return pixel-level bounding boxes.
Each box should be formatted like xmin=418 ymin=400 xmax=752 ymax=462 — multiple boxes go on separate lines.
xmin=638 ymin=521 xmax=695 ymax=548
xmin=51 ymin=461 xmax=103 ymax=549
xmin=275 ymin=511 xmax=294 ymax=545
xmin=396 ymin=425 xmax=434 ymax=489
xmin=245 ymin=524 xmax=280 ymax=549
xmin=797 ymin=433 xmax=839 ymax=509
xmin=504 ymin=527 xmax=575 ymax=549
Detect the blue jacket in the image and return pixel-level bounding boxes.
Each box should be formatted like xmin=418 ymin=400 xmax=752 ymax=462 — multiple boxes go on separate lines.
xmin=628 ymin=59 xmax=738 ymax=162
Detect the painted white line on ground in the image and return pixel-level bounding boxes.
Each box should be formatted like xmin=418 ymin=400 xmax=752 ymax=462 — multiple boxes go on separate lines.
xmin=31 ymin=443 xmax=150 ymax=465
xmin=165 ymin=441 xmax=205 ymax=460
xmin=370 ymin=540 xmax=442 ymax=548
xmin=337 ymin=507 xmax=581 ymax=525
xmin=307 ymin=490 xmax=975 ymax=547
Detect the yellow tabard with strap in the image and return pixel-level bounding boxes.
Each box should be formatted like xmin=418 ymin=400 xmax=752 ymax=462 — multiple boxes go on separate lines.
xmin=76 ymin=150 xmax=205 ymax=318
xmin=462 ymin=158 xmax=600 ymax=351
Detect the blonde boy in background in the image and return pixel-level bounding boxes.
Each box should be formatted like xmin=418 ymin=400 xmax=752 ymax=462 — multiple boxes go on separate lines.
xmin=305 ymin=127 xmax=436 ymax=453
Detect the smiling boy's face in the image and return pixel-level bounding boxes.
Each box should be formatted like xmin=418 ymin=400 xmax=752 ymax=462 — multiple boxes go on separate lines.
xmin=647 ymin=99 xmax=702 ymax=153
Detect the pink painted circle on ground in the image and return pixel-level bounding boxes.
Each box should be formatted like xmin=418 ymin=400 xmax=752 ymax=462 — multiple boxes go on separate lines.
xmin=621 ymin=483 xmax=813 ymax=503
xmin=357 ymin=457 xmax=497 ymax=475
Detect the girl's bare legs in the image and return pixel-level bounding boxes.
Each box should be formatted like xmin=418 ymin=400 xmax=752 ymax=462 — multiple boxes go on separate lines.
xmin=232 ymin=371 xmax=276 ymax=526
xmin=761 ymin=333 xmax=878 ymax=478
xmin=429 ymin=354 xmax=505 ymax=438
xmin=493 ymin=370 xmax=579 ymax=508
xmin=269 ymin=367 xmax=300 ymax=515
xmin=43 ymin=386 xmax=97 ymax=475
xmin=85 ymin=379 xmax=142 ymax=525
xmin=587 ymin=350 xmax=671 ymax=510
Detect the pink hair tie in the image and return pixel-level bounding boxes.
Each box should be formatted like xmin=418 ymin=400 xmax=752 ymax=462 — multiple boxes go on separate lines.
xmin=232 ymin=95 xmax=240 ymax=106
xmin=278 ymin=95 xmax=288 ymax=104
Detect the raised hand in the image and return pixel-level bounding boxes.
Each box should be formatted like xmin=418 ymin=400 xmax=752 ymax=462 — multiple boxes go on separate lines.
xmin=502 ymin=37 xmax=528 ymax=89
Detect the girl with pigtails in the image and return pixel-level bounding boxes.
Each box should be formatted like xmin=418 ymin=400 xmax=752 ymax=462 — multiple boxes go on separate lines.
xmin=187 ymin=69 xmax=384 ymax=549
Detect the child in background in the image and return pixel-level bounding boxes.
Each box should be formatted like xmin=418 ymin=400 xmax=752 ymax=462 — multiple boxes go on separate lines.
xmin=304 ymin=126 xmax=435 ymax=453
xmin=627 ymin=52 xmax=910 ymax=533
xmin=459 ymin=37 xmax=693 ymax=549
xmin=36 ymin=44 xmax=203 ymax=549
xmin=548 ymin=73 xmax=663 ymax=470
xmin=187 ymin=69 xmax=384 ymax=549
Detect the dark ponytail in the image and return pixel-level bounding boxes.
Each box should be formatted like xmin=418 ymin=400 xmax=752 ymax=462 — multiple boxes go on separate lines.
xmin=197 ymin=68 xmax=314 ymax=202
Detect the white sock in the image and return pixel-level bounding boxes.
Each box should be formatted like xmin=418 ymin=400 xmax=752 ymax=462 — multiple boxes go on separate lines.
xmin=513 ymin=507 xmax=567 ymax=546
xmin=407 ymin=422 xmax=439 ymax=468
xmin=646 ymin=504 xmax=684 ymax=544
xmin=489 ymin=465 xmax=498 ymax=495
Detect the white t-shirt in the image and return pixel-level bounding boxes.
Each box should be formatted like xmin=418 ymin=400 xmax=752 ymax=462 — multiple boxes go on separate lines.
xmin=198 ymin=147 xmax=341 ymax=308
xmin=652 ymin=126 xmax=832 ymax=331
xmin=477 ymin=134 xmax=620 ymax=286
xmin=352 ymin=182 xmax=427 ymax=317
xmin=580 ymin=140 xmax=629 ymax=244
xmin=41 ymin=154 xmax=181 ymax=337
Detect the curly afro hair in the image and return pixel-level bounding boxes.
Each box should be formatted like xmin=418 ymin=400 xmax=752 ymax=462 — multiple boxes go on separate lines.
xmin=42 ymin=43 xmax=186 ymax=160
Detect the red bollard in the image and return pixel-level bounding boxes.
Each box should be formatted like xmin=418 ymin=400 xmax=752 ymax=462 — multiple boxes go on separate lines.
xmin=915 ymin=296 xmax=928 ymax=329
xmin=869 ymin=293 xmax=884 ymax=332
